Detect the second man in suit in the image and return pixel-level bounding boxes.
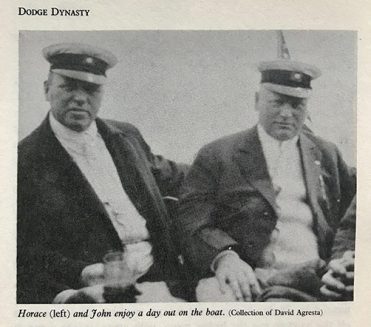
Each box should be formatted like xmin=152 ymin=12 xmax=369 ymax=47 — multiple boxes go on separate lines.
xmin=177 ymin=55 xmax=356 ymax=301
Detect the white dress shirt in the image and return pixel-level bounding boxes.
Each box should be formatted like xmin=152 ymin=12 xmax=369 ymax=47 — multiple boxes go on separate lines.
xmin=49 ymin=114 xmax=153 ymax=276
xmin=257 ymin=124 xmax=319 ymax=269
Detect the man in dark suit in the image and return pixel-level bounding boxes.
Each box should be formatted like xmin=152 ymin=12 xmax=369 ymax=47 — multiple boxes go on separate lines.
xmin=177 ymin=57 xmax=356 ymax=302
xmin=18 ymin=43 xmax=188 ymax=303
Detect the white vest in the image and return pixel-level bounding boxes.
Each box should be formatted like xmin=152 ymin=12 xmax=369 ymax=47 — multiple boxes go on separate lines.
xmin=257 ymin=124 xmax=319 ymax=269
xmin=49 ymin=113 xmax=153 ymax=276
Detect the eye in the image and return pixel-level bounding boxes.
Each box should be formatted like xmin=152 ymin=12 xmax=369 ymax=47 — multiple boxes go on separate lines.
xmin=64 ymin=86 xmax=73 ymax=92
xmin=272 ymin=100 xmax=284 ymax=107
xmin=60 ymin=84 xmax=75 ymax=92
xmin=83 ymin=84 xmax=101 ymax=94
xmin=292 ymin=102 xmax=306 ymax=110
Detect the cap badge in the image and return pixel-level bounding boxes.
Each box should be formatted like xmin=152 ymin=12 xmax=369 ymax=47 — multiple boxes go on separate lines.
xmin=85 ymin=57 xmax=94 ymax=65
xmin=291 ymin=72 xmax=303 ymax=82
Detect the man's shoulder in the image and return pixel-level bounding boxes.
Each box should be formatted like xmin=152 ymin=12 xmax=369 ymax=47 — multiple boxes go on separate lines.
xmin=198 ymin=128 xmax=254 ymax=155
xmin=100 ymin=119 xmax=143 ymax=138
xmin=303 ymin=130 xmax=339 ymax=154
xmin=204 ymin=129 xmax=253 ymax=148
xmin=18 ymin=122 xmax=47 ymax=158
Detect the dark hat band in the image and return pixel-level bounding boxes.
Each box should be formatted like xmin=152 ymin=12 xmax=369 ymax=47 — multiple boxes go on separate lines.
xmin=49 ymin=53 xmax=108 ymax=76
xmin=261 ymin=70 xmax=312 ymax=89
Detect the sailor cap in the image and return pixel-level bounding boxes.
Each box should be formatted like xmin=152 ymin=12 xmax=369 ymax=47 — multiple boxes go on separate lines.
xmin=258 ymin=59 xmax=321 ymax=98
xmin=43 ymin=43 xmax=118 ymax=85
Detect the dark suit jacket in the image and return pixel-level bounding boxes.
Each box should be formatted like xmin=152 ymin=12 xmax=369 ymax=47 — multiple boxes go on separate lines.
xmin=331 ymin=196 xmax=356 ymax=259
xmin=17 ymin=116 xmax=187 ymax=303
xmin=177 ymin=126 xmax=356 ymax=275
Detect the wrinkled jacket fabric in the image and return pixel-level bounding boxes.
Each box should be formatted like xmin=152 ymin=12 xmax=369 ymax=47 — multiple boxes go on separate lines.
xmin=18 ymin=116 xmax=187 ymax=303
xmin=177 ymin=126 xmax=356 ymax=276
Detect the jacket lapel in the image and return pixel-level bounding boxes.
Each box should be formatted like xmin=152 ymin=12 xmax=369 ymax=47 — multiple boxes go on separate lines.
xmin=97 ymin=119 xmax=178 ymax=264
xmin=299 ymin=133 xmax=322 ymax=211
xmin=234 ymin=126 xmax=332 ymax=259
xmin=37 ymin=117 xmax=121 ymax=243
xmin=96 ymin=119 xmax=172 ymax=231
xmin=96 ymin=119 xmax=153 ymax=212
xmin=234 ymin=126 xmax=278 ymax=212
xmin=299 ymin=133 xmax=332 ymax=256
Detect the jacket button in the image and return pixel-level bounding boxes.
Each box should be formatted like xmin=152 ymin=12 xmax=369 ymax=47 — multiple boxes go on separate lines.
xmin=263 ymin=211 xmax=269 ymax=216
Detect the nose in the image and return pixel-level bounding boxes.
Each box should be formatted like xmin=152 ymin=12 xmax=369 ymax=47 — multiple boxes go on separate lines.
xmin=71 ymin=89 xmax=88 ymax=105
xmin=279 ymin=105 xmax=293 ymax=118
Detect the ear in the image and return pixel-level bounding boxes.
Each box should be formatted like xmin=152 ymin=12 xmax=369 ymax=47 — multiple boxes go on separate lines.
xmin=43 ymin=80 xmax=50 ymax=101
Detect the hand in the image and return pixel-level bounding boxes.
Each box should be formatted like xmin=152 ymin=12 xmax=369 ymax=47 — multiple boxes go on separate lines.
xmin=81 ymin=263 xmax=105 ymax=286
xmin=65 ymin=285 xmax=105 ymax=303
xmin=214 ymin=253 xmax=261 ymax=301
xmin=320 ymin=251 xmax=354 ymax=300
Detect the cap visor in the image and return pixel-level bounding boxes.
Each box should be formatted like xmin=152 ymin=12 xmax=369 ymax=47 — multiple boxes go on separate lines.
xmin=262 ymin=83 xmax=312 ymax=98
xmin=52 ymin=69 xmax=106 ymax=85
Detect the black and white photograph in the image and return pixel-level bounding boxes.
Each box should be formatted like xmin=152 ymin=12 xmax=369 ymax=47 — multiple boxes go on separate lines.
xmin=17 ymin=30 xmax=356 ymax=305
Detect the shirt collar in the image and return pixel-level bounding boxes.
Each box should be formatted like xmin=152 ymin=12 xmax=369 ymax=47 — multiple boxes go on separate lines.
xmin=49 ymin=112 xmax=98 ymax=144
xmin=257 ymin=124 xmax=299 ymax=152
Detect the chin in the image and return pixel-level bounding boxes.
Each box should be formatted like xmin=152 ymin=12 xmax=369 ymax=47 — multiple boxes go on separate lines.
xmin=275 ymin=128 xmax=297 ymax=140
xmin=66 ymin=121 xmax=90 ymax=132
xmin=275 ymin=132 xmax=294 ymax=141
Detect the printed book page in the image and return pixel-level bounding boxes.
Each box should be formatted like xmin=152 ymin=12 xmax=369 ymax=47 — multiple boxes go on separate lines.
xmin=0 ymin=1 xmax=370 ymax=326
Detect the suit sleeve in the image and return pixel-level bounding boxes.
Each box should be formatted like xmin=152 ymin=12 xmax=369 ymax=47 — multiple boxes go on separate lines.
xmin=331 ymin=196 xmax=356 ymax=259
xmin=123 ymin=124 xmax=189 ymax=198
xmin=176 ymin=145 xmax=239 ymax=276
xmin=336 ymin=148 xmax=356 ymax=221
xmin=316 ymin=141 xmax=356 ymax=260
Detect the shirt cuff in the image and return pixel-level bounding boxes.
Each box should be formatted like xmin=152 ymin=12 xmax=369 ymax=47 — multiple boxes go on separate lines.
xmin=52 ymin=289 xmax=79 ymax=304
xmin=210 ymin=248 xmax=239 ymax=272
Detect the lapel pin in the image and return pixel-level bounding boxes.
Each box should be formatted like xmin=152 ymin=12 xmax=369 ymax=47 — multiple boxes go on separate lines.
xmin=319 ymin=174 xmax=330 ymax=209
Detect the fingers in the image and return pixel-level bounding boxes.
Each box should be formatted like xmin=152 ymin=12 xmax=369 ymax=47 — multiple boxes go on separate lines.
xmin=68 ymin=285 xmax=105 ymax=303
xmin=322 ymin=270 xmax=345 ymax=292
xmin=81 ymin=263 xmax=105 ymax=286
xmin=343 ymin=250 xmax=355 ymax=260
xmin=343 ymin=261 xmax=355 ymax=272
xmin=329 ymin=260 xmax=347 ymax=276
xmin=217 ymin=272 xmax=246 ymax=301
xmin=320 ymin=285 xmax=342 ymax=300
xmin=216 ymin=269 xmax=247 ymax=301
xmin=239 ymin=282 xmax=252 ymax=301
xmin=235 ymin=271 xmax=252 ymax=301
xmin=321 ymin=259 xmax=355 ymax=300
xmin=243 ymin=269 xmax=261 ymax=299
xmin=326 ymin=257 xmax=355 ymax=288
xmin=215 ymin=272 xmax=244 ymax=301
xmin=215 ymin=271 xmax=231 ymax=295
xmin=345 ymin=271 xmax=354 ymax=280
xmin=216 ymin=266 xmax=258 ymax=301
xmin=214 ymin=256 xmax=260 ymax=302
xmin=321 ymin=283 xmax=353 ymax=300
xmin=345 ymin=285 xmax=354 ymax=293
xmin=228 ymin=280 xmax=244 ymax=301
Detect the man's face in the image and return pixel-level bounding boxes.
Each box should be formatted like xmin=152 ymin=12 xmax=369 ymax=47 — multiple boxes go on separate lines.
xmin=255 ymin=87 xmax=308 ymax=141
xmin=44 ymin=73 xmax=104 ymax=132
